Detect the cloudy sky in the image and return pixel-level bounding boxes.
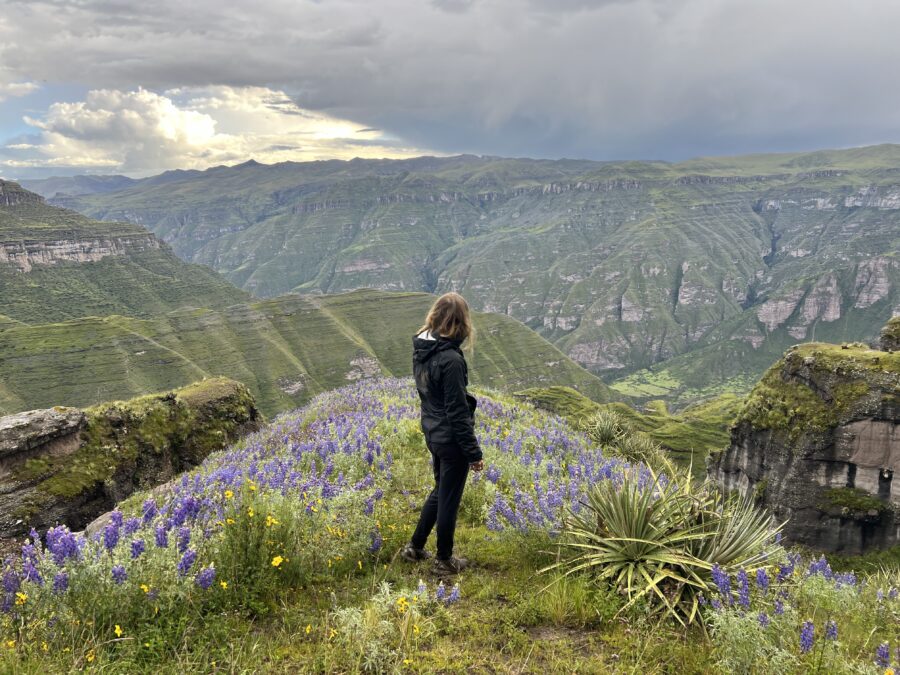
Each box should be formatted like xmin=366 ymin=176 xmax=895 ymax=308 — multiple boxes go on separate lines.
xmin=2 ymin=0 xmax=900 ymax=178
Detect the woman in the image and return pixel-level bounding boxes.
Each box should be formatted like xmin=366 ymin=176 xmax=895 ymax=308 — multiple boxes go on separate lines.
xmin=401 ymin=292 xmax=483 ymax=576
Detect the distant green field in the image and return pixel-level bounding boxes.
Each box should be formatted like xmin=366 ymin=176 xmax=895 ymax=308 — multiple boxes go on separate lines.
xmin=0 ymin=289 xmax=614 ymax=417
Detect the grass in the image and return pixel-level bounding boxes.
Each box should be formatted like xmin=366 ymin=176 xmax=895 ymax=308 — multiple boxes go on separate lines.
xmin=0 ymin=290 xmax=614 ymax=418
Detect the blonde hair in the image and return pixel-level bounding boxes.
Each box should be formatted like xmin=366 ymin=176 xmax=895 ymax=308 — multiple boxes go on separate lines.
xmin=419 ymin=292 xmax=475 ymax=349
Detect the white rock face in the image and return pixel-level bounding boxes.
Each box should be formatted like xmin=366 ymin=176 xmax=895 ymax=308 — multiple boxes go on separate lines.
xmin=0 ymin=236 xmax=159 ymax=273
xmin=756 ymin=289 xmax=804 ymax=331
xmin=569 ymin=339 xmax=628 ymax=369
xmin=620 ymin=296 xmax=647 ymax=322
xmin=797 ymin=273 xmax=842 ymax=325
xmin=345 ymin=356 xmax=381 ymax=381
xmin=854 ymin=256 xmax=893 ymax=308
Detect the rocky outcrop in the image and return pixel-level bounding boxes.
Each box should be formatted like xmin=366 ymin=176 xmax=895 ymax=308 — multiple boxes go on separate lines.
xmin=0 ymin=378 xmax=262 ymax=538
xmin=710 ymin=338 xmax=899 ymax=554
xmin=881 ymin=317 xmax=900 ymax=352
xmin=0 ymin=235 xmax=161 ymax=272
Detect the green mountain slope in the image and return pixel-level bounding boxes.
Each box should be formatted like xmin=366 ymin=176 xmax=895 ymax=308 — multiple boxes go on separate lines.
xmin=42 ymin=146 xmax=900 ymax=400
xmin=0 ymin=180 xmax=249 ymax=323
xmin=0 ymin=289 xmax=613 ymax=417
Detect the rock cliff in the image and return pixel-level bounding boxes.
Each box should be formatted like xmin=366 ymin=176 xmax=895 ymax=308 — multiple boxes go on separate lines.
xmin=0 ymin=378 xmax=261 ymax=538
xmin=709 ymin=335 xmax=899 ymax=553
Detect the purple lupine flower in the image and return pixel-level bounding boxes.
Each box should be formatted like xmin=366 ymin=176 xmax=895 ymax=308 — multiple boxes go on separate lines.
xmin=2 ymin=567 xmax=20 ymax=594
xmin=417 ymin=580 xmax=427 ymax=595
xmin=103 ymin=522 xmax=120 ymax=551
xmin=110 ymin=511 xmax=124 ymax=528
xmin=774 ymin=599 xmax=784 ymax=615
xmin=45 ymin=526 xmax=80 ymax=566
xmin=155 ymin=525 xmax=169 ymax=548
xmin=736 ymin=569 xmax=750 ymax=608
xmin=177 ymin=526 xmax=191 ymax=553
xmin=177 ymin=549 xmax=197 ymax=576
xmin=486 ymin=465 xmax=501 ymax=483
xmin=877 ymin=589 xmax=885 ymax=602
xmin=824 ymin=620 xmax=837 ymax=641
xmin=142 ymin=499 xmax=158 ymax=524
xmin=755 ymin=568 xmax=770 ymax=594
xmin=875 ymin=643 xmax=890 ymax=668
xmin=22 ymin=561 xmax=42 ymax=586
xmin=758 ymin=612 xmax=770 ymax=628
xmin=123 ymin=518 xmax=141 ymax=536
xmin=111 ymin=565 xmax=127 ymax=585
xmin=195 ymin=566 xmax=216 ymax=590
xmin=799 ymin=621 xmax=814 ymax=654
xmin=435 ymin=582 xmax=446 ymax=601
xmin=130 ymin=539 xmax=145 ymax=560
xmin=446 ymin=584 xmax=461 ymax=604
xmin=889 ymin=588 xmax=898 ymax=600
xmin=368 ymin=532 xmax=383 ymax=553
xmin=52 ymin=571 xmax=69 ymax=594
xmin=711 ymin=564 xmax=732 ymax=604
xmin=711 ymin=599 xmax=722 ymax=611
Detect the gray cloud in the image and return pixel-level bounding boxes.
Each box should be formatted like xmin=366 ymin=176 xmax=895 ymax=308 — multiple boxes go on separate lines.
xmin=2 ymin=0 xmax=900 ymax=164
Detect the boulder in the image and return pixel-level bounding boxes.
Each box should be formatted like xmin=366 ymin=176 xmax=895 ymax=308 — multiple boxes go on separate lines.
xmin=0 ymin=377 xmax=262 ymax=539
xmin=710 ymin=336 xmax=899 ymax=554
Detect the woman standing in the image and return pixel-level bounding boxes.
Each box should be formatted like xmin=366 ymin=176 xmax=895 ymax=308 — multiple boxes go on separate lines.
xmin=401 ymin=292 xmax=483 ymax=576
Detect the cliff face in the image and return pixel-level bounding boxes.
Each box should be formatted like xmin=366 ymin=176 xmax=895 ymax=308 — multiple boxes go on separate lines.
xmin=0 ymin=378 xmax=262 ymax=538
xmin=710 ymin=338 xmax=899 ymax=554
xmin=0 ymin=179 xmax=247 ymax=323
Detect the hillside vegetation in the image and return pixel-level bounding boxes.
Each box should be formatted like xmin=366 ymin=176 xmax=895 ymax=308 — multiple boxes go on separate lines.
xmin=0 ymin=289 xmax=613 ymax=417
xmin=2 ymin=379 xmax=897 ymax=673
xmin=0 ymin=180 xmax=248 ymax=323
xmin=38 ymin=146 xmax=900 ymax=403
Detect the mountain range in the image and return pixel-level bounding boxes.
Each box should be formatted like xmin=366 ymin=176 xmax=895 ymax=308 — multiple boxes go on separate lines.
xmin=26 ymin=145 xmax=899 ymax=403
xmin=0 ymin=180 xmax=612 ymax=416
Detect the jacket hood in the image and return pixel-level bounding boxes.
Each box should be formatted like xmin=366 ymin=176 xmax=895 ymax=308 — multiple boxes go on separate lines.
xmin=412 ymin=333 xmax=462 ymax=364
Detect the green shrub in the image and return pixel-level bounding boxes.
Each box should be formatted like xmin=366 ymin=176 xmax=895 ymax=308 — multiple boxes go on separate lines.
xmin=582 ymin=409 xmax=628 ymax=446
xmin=545 ymin=466 xmax=782 ymax=625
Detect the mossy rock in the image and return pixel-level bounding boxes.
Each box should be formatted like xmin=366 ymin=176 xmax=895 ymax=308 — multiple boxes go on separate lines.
xmin=821 ymin=487 xmax=889 ymax=515
xmin=1 ymin=377 xmax=262 ymax=537
xmin=881 ymin=316 xmax=900 ymax=352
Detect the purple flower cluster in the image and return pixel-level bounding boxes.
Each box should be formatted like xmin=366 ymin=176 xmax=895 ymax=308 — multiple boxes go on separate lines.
xmin=800 ymin=620 xmax=815 ymax=654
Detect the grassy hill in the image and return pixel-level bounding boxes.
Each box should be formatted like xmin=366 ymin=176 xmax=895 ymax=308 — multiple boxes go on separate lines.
xmin=40 ymin=146 xmax=900 ymax=403
xmin=0 ymin=180 xmax=248 ymax=323
xmin=2 ymin=379 xmax=895 ymax=673
xmin=0 ymin=289 xmax=614 ymax=417
xmin=515 ymin=385 xmax=741 ymax=470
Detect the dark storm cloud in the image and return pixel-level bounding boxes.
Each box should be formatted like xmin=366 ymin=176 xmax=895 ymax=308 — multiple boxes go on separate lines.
xmin=2 ymin=0 xmax=900 ymax=162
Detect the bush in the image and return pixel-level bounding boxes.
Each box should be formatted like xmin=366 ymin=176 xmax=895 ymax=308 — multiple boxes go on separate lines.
xmin=582 ymin=409 xmax=628 ymax=446
xmin=545 ymin=465 xmax=782 ymax=625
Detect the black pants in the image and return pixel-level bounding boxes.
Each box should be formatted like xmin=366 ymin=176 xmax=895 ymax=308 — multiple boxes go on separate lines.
xmin=410 ymin=443 xmax=470 ymax=560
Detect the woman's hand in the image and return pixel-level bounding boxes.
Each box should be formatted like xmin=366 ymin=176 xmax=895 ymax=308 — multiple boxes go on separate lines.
xmin=470 ymin=460 xmax=484 ymax=472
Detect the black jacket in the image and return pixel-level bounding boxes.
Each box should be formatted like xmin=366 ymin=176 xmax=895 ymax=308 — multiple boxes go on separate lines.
xmin=412 ymin=333 xmax=482 ymax=463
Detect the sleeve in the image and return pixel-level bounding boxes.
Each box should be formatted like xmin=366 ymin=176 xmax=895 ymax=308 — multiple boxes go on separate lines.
xmin=440 ymin=355 xmax=483 ymax=462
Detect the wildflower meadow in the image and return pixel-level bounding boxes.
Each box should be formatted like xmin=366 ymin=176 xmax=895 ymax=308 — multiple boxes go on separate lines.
xmin=0 ymin=379 xmax=897 ymax=673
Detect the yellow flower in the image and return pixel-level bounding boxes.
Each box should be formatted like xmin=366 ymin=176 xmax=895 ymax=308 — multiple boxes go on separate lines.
xmin=114 ymin=625 xmax=123 ymax=638
xmin=357 ymin=560 xmax=362 ymax=570
xmin=271 ymin=555 xmax=285 ymax=568
xmin=220 ymin=581 xmax=228 ymax=590
xmin=413 ymin=624 xmax=420 ymax=634
xmin=404 ymin=659 xmax=412 ymax=666
xmin=5 ymin=640 xmax=14 ymax=650
xmin=265 ymin=515 xmax=279 ymax=527
xmin=226 ymin=518 xmax=235 ymax=525
xmin=14 ymin=592 xmax=27 ymax=606
xmin=140 ymin=584 xmax=150 ymax=594
xmin=305 ymin=624 xmax=312 ymax=635
xmin=886 ymin=669 xmax=895 ymax=675
xmin=311 ymin=506 xmax=318 ymax=513
xmin=86 ymin=649 xmax=95 ymax=663
xmin=247 ymin=507 xmax=255 ymax=517
xmin=329 ymin=628 xmax=337 ymax=640
xmin=224 ymin=489 xmax=234 ymax=499
xmin=41 ymin=641 xmax=49 ymax=652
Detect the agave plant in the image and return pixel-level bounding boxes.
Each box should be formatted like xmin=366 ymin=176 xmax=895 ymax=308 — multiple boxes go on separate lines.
xmin=582 ymin=409 xmax=628 ymax=446
xmin=543 ymin=461 xmax=782 ymax=625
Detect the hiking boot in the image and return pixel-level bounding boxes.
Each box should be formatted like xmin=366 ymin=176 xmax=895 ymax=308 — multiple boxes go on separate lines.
xmin=431 ymin=556 xmax=469 ymax=576
xmin=400 ymin=543 xmax=432 ymax=562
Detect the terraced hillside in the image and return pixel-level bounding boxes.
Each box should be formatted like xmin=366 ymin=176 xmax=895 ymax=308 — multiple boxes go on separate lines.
xmin=0 ymin=180 xmax=248 ymax=323
xmin=37 ymin=146 xmax=900 ymax=403
xmin=0 ymin=289 xmax=613 ymax=416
